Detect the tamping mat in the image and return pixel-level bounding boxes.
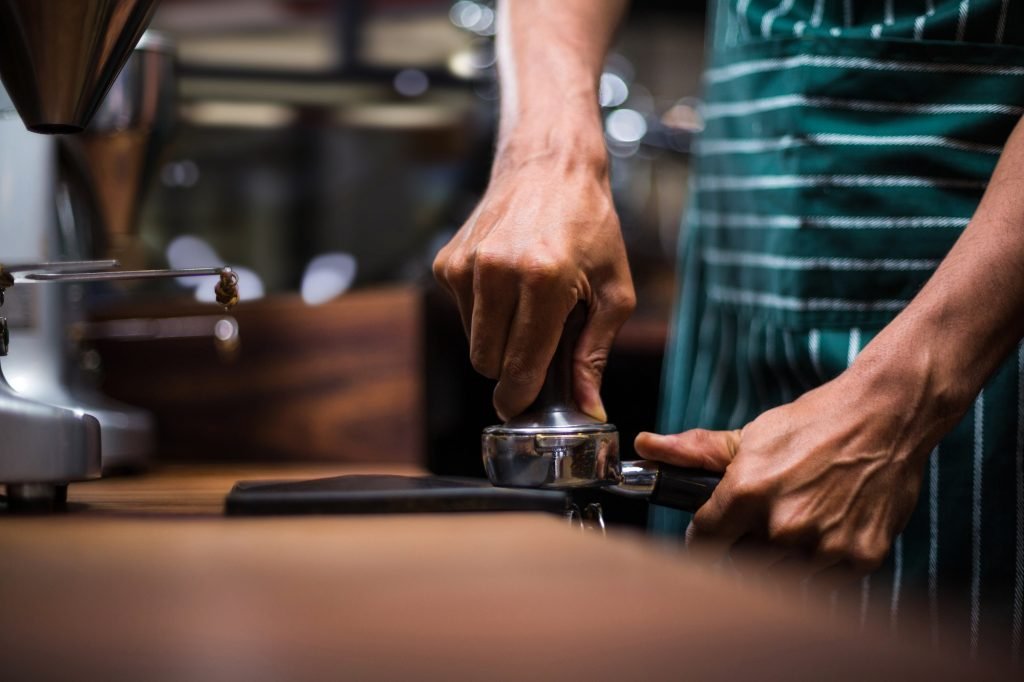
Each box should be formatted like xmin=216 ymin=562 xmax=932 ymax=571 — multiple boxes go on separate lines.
xmin=225 ymin=474 xmax=570 ymax=516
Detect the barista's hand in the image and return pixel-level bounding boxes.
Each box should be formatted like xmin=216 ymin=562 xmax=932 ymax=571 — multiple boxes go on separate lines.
xmin=634 ymin=369 xmax=941 ymax=575
xmin=433 ymin=152 xmax=635 ymax=421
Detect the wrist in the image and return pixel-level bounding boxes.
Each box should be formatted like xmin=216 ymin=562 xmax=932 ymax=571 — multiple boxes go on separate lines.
xmin=494 ymin=122 xmax=609 ymax=180
xmin=840 ymin=327 xmax=971 ymax=461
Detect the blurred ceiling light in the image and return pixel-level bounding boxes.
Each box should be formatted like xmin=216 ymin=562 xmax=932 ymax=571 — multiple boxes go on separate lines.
xmin=448 ymin=39 xmax=495 ymax=79
xmin=167 ymin=235 xmax=220 ymax=289
xmin=334 ymin=103 xmax=464 ymax=129
xmin=165 ymin=235 xmax=263 ymax=303
xmin=160 ymin=160 xmax=200 ymax=189
xmin=603 ymin=53 xmax=636 ymax=83
xmin=605 ymin=108 xmax=647 ymax=144
xmin=599 ymin=73 xmax=629 ymax=108
xmin=470 ymin=6 xmax=496 ymax=35
xmin=450 ymin=1 xmax=483 ymax=29
xmin=181 ymin=79 xmax=387 ymax=108
xmin=394 ymin=69 xmax=430 ymax=97
xmin=300 ymin=253 xmax=357 ymax=306
xmin=181 ymin=102 xmax=297 ymax=129
xmin=448 ymin=51 xmax=477 ymax=79
xmin=174 ymin=29 xmax=336 ymax=71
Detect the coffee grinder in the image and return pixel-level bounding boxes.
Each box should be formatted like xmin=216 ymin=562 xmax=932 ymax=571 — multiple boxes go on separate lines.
xmin=0 ymin=0 xmax=237 ymax=509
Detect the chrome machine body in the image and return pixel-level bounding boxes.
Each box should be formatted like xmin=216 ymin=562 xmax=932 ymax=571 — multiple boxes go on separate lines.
xmin=0 ymin=0 xmax=236 ymax=509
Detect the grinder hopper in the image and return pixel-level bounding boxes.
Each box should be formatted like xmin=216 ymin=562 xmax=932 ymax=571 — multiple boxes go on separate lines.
xmin=0 ymin=0 xmax=160 ymax=134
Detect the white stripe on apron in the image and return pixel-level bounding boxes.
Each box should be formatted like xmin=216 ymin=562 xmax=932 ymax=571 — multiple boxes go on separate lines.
xmin=970 ymin=391 xmax=985 ymax=658
xmin=701 ymin=95 xmax=1024 ymax=120
xmin=701 ymin=311 xmax=735 ymax=425
xmin=808 ymin=328 xmax=825 ymax=382
xmin=891 ymin=533 xmax=905 ymax=631
xmin=956 ymin=0 xmax=970 ymax=41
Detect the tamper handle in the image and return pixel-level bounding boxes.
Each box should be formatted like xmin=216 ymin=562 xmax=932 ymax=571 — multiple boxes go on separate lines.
xmin=524 ymin=301 xmax=588 ymax=415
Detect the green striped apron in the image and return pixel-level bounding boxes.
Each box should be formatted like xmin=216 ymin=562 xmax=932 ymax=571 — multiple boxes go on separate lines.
xmin=651 ymin=0 xmax=1024 ymax=661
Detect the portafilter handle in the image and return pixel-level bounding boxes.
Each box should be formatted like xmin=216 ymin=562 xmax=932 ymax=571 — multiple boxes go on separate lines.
xmin=615 ymin=460 xmax=722 ymax=512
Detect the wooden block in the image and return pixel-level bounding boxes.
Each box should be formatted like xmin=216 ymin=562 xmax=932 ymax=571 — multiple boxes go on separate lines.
xmin=91 ymin=285 xmax=424 ymax=465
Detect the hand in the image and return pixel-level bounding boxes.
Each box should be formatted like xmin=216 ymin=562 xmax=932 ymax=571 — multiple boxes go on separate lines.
xmin=635 ymin=370 xmax=943 ymax=575
xmin=433 ymin=150 xmax=635 ymax=421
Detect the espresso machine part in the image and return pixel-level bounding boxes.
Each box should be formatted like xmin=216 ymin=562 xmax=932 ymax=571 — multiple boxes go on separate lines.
xmin=70 ymin=30 xmax=175 ymax=268
xmin=8 ymin=265 xmax=238 ymax=305
xmin=0 ymin=262 xmax=235 ymax=510
xmin=0 ymin=0 xmax=160 ymax=134
xmin=42 ymin=28 xmax=182 ymax=473
xmin=0 ymin=260 xmax=119 ymax=304
xmin=482 ymin=303 xmax=722 ymax=521
xmin=0 ymin=1 xmax=228 ymax=510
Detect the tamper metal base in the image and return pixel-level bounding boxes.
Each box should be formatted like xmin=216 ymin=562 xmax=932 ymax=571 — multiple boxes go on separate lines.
xmin=482 ymin=423 xmax=620 ymax=489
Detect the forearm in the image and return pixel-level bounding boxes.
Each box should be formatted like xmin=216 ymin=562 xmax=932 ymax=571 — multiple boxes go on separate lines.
xmin=495 ymin=0 xmax=628 ymax=166
xmin=852 ymin=117 xmax=1024 ymax=441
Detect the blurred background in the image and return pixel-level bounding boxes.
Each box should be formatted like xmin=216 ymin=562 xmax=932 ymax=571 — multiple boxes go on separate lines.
xmin=61 ymin=0 xmax=709 ymax=523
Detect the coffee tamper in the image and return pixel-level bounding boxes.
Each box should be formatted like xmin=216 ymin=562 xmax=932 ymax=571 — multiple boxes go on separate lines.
xmin=482 ymin=302 xmax=722 ymax=518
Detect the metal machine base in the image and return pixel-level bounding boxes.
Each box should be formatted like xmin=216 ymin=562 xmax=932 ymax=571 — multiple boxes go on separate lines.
xmin=0 ymin=366 xmax=101 ymax=510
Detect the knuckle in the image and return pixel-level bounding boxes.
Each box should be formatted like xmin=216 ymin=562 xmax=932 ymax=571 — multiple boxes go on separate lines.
xmin=431 ymin=250 xmax=449 ymax=282
xmin=520 ymin=257 xmax=563 ymax=286
xmin=725 ymin=475 xmax=764 ymax=506
xmin=578 ymin=350 xmax=608 ymax=376
xmin=817 ymin=536 xmax=848 ymax=561
xmin=767 ymin=510 xmax=812 ymax=545
xmin=849 ymin=541 xmax=887 ymax=572
xmin=691 ymin=428 xmax=716 ymax=449
xmin=469 ymin=347 xmax=498 ymax=379
xmin=473 ymin=248 xmax=509 ymax=275
xmin=610 ymin=286 xmax=637 ymax=316
xmin=446 ymin=258 xmax=473 ymax=287
xmin=501 ymin=355 xmax=540 ymax=388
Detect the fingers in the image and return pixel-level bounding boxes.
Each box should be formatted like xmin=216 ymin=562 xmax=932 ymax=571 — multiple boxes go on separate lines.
xmin=634 ymin=429 xmax=740 ymax=472
xmin=687 ymin=477 xmax=760 ymax=552
xmin=493 ymin=286 xmax=576 ymax=421
xmin=634 ymin=428 xmax=754 ymax=554
xmin=636 ymin=428 xmax=747 ymax=551
xmin=572 ymin=289 xmax=635 ymax=422
xmin=469 ymin=255 xmax=518 ymax=379
xmin=432 ymin=242 xmax=475 ymax=338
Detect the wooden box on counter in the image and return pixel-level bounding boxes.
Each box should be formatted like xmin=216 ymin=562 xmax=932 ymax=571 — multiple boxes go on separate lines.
xmin=88 ymin=285 xmax=424 ymax=465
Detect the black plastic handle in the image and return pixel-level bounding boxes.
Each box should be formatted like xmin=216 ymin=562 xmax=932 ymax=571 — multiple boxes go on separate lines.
xmin=523 ymin=301 xmax=588 ymax=415
xmin=650 ymin=465 xmax=722 ymax=513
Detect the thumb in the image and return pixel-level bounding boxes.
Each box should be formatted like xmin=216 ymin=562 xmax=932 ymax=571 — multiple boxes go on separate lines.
xmin=634 ymin=429 xmax=741 ymax=472
xmin=572 ymin=299 xmax=631 ymax=422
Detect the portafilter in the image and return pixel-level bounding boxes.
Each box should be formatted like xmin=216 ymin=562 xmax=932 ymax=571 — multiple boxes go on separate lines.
xmin=483 ymin=302 xmax=722 ymax=512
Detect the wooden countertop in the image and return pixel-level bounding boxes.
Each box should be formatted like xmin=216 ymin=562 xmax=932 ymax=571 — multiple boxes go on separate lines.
xmin=0 ymin=465 xmax=999 ymax=680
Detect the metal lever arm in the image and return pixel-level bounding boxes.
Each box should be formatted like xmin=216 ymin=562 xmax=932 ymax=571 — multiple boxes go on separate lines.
xmin=24 ymin=266 xmax=228 ymax=282
xmin=20 ymin=266 xmax=240 ymax=310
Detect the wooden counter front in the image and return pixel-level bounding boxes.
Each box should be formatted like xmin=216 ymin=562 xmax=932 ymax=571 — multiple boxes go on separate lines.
xmin=0 ymin=465 xmax=997 ymax=680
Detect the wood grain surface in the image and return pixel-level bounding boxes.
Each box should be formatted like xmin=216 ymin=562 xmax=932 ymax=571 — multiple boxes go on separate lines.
xmin=0 ymin=465 xmax=1004 ymax=681
xmin=90 ymin=286 xmax=424 ymax=465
